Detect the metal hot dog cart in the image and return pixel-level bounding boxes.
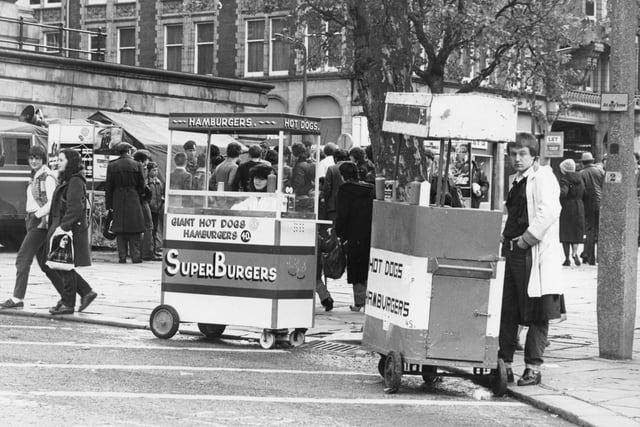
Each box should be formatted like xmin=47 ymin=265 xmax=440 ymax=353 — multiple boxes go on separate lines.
xmin=149 ymin=113 xmax=322 ymax=349
xmin=364 ymin=92 xmax=517 ymax=396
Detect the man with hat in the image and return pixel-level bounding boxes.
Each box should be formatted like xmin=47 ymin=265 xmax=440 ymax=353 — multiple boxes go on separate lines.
xmin=105 ymin=142 xmax=146 ymax=263
xmin=578 ymin=152 xmax=604 ymax=265
xmin=183 ymin=140 xmax=198 ymax=176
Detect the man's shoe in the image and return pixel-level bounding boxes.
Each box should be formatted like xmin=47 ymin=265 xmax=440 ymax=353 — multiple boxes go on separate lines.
xmin=349 ymin=305 xmax=363 ymax=312
xmin=142 ymin=256 xmax=162 ymax=261
xmin=321 ymin=297 xmax=334 ymax=312
xmin=78 ymin=291 xmax=97 ymax=312
xmin=49 ymin=304 xmax=74 ymax=315
xmin=562 ymin=259 xmax=570 ymax=266
xmin=0 ymin=299 xmax=23 ymax=309
xmin=517 ymin=368 xmax=541 ymax=386
xmin=118 ymin=259 xmax=126 ymax=264
xmin=132 ymin=259 xmax=143 ymax=264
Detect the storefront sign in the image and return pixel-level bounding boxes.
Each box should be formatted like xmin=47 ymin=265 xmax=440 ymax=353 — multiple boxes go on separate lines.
xmin=600 ymin=93 xmax=629 ymax=112
xmin=366 ymin=248 xmax=430 ymax=330
xmin=169 ymin=114 xmax=322 ymax=135
xmin=165 ymin=214 xmax=276 ymax=245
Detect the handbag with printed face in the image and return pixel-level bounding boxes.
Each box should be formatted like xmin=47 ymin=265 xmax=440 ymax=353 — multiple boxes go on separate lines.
xmin=46 ymin=231 xmax=75 ymax=271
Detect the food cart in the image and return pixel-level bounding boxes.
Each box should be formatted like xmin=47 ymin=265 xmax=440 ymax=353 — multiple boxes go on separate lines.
xmin=364 ymin=92 xmax=517 ymax=396
xmin=149 ymin=113 xmax=322 ymax=349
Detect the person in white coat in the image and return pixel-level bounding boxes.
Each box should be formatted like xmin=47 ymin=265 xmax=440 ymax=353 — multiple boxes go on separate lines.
xmin=499 ymin=133 xmax=564 ymax=386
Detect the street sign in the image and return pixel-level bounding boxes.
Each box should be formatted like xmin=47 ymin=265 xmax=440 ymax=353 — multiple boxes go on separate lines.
xmin=541 ymin=132 xmax=564 ymax=158
xmin=605 ymin=171 xmax=622 ymax=184
xmin=600 ymin=93 xmax=629 ymax=111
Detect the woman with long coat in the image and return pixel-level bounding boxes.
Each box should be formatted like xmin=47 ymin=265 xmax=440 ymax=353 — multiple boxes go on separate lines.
xmin=47 ymin=149 xmax=97 ymax=315
xmin=558 ymin=159 xmax=585 ymax=266
xmin=335 ymin=161 xmax=375 ymax=311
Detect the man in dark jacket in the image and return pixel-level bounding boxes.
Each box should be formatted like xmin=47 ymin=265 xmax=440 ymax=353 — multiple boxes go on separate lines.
xmin=291 ymin=142 xmax=315 ymax=213
xmin=335 ymin=161 xmax=375 ymax=312
xmin=232 ymin=144 xmax=263 ymax=191
xmin=323 ymin=149 xmax=349 ymax=222
xmin=579 ymin=152 xmax=604 ymax=265
xmin=105 ymin=143 xmax=146 ymax=263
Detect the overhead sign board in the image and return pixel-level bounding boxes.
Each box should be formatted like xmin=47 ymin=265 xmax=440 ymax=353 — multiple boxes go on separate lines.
xmin=168 ymin=113 xmax=322 ymax=135
xmin=382 ymin=93 xmax=517 ymax=143
xmin=600 ymin=93 xmax=628 ymax=112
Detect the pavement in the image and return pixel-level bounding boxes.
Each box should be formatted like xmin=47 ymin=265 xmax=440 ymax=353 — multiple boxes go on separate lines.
xmin=0 ymin=248 xmax=638 ymax=427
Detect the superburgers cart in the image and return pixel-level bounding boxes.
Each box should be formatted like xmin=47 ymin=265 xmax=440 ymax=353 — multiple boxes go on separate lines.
xmin=364 ymin=93 xmax=517 ymax=396
xmin=149 ymin=113 xmax=322 ymax=349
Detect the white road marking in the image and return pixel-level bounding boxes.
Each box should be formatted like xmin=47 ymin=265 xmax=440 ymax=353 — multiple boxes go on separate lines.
xmin=0 ymin=391 xmax=525 ymax=407
xmin=0 ymin=325 xmax=72 ymax=330
xmin=0 ymin=362 xmax=378 ymax=377
xmin=0 ymin=340 xmax=286 ymax=353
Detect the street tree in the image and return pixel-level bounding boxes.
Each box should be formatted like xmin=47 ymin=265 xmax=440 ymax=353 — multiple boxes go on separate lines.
xmin=241 ymin=0 xmax=584 ymax=182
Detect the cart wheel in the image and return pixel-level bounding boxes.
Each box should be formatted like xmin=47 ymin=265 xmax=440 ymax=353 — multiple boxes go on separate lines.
xmin=149 ymin=305 xmax=180 ymax=339
xmin=197 ymin=323 xmax=226 ymax=339
xmin=383 ymin=351 xmax=403 ymax=393
xmin=259 ymin=330 xmax=277 ymax=349
xmin=421 ymin=365 xmax=439 ymax=384
xmin=288 ymin=329 xmax=305 ymax=347
xmin=491 ymin=358 xmax=508 ymax=397
xmin=377 ymin=355 xmax=387 ymax=378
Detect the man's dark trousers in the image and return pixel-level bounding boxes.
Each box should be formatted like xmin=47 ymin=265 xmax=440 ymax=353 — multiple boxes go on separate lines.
xmin=141 ymin=201 xmax=154 ymax=259
xmin=116 ymin=233 xmax=142 ymax=263
xmin=498 ymin=245 xmax=549 ymax=367
xmin=583 ymin=211 xmax=599 ymax=264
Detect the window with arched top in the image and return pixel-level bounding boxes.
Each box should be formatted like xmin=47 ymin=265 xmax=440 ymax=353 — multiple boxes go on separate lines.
xmin=305 ymin=96 xmax=342 ymax=144
xmin=265 ymin=97 xmax=287 ymax=114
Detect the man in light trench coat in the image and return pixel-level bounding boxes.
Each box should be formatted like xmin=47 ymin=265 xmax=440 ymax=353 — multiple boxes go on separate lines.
xmin=499 ymin=133 xmax=564 ymax=386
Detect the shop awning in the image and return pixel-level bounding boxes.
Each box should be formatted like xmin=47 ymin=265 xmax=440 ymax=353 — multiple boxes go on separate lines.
xmin=87 ymin=111 xmax=245 ymax=151
xmin=0 ymin=118 xmax=48 ymax=147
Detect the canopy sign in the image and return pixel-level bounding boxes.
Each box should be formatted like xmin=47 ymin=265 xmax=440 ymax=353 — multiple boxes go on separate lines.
xmin=169 ymin=113 xmax=322 ymax=135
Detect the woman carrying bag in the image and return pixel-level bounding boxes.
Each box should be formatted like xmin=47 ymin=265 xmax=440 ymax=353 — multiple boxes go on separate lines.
xmin=47 ymin=149 xmax=97 ymax=315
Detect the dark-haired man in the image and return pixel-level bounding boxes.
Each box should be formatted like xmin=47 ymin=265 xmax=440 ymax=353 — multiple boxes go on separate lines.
xmin=579 ymin=152 xmax=604 ymax=265
xmin=232 ymin=144 xmax=263 ymax=192
xmin=170 ymin=152 xmax=193 ymax=207
xmin=105 ymin=143 xmax=146 ymax=263
xmin=499 ymin=132 xmax=564 ymax=386
xmin=210 ymin=142 xmax=241 ymax=191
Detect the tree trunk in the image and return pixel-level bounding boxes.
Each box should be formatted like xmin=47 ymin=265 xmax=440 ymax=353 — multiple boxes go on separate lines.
xmin=347 ymin=0 xmax=414 ymax=181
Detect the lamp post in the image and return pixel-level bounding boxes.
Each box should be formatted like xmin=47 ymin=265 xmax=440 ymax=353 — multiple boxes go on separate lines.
xmin=274 ymin=33 xmax=307 ymax=116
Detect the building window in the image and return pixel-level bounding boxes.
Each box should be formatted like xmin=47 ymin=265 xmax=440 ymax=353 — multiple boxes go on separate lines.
xmin=306 ymin=96 xmax=342 ymax=143
xmin=584 ymin=0 xmax=595 ymax=17
xmin=44 ymin=0 xmax=61 ymax=5
xmin=43 ymin=32 xmax=60 ymax=53
xmin=245 ymin=19 xmax=265 ymax=76
xmin=305 ymin=16 xmax=341 ymax=73
xmin=29 ymin=0 xmax=41 ymax=6
xmin=195 ymin=22 xmax=214 ymax=75
xmin=164 ymin=25 xmax=183 ymax=72
xmin=270 ymin=18 xmax=289 ymax=75
xmin=86 ymin=0 xmax=106 ymax=5
xmin=117 ymin=27 xmax=136 ymax=66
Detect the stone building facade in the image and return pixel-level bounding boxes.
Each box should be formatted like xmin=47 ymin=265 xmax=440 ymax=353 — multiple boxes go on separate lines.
xmin=23 ymin=0 xmax=639 ymax=158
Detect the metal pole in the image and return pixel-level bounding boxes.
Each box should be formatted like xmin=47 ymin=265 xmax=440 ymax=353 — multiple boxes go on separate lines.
xmin=302 ymin=45 xmax=307 ymax=116
xmin=597 ymin=0 xmax=638 ymax=359
xmin=58 ymin=23 xmax=64 ymax=56
xmin=18 ymin=17 xmax=23 ymax=50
